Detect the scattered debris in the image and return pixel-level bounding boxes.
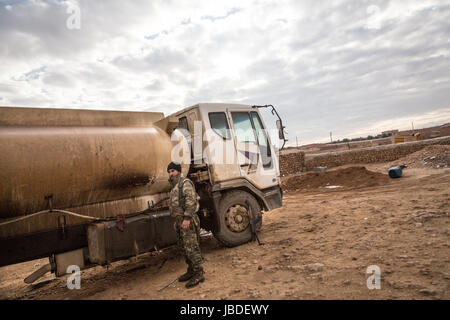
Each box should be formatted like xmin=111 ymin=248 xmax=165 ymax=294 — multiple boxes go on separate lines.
xmin=305 ymin=263 xmax=324 ymax=272
xmin=388 ymin=145 xmax=450 ymax=169
xmin=419 ymin=288 xmax=437 ymax=296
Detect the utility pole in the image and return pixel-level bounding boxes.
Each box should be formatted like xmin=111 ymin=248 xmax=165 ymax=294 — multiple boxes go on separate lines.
xmin=411 ymin=121 xmax=414 ymax=131
xmin=330 ymin=131 xmax=333 ymax=143
xmin=296 ymin=136 xmax=299 ymax=148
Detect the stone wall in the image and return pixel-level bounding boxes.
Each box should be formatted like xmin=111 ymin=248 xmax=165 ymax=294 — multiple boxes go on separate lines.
xmin=278 ymin=136 xmax=450 ymax=176
xmin=279 ymin=151 xmax=305 ymax=176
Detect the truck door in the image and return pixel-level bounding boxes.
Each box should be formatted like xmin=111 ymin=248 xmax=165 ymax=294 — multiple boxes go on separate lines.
xmin=228 ymin=108 xmax=278 ymax=189
xmin=249 ymin=111 xmax=279 ymax=188
xmin=176 ymin=110 xmax=202 ymax=164
xmin=187 ymin=111 xmax=203 ymax=164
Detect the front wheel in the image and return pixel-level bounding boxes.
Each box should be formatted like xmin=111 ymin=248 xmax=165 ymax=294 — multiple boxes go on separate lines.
xmin=213 ymin=190 xmax=262 ymax=247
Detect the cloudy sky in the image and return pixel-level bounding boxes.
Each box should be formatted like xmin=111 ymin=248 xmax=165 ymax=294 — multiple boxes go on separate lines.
xmin=1 ymin=0 xmax=449 ymax=145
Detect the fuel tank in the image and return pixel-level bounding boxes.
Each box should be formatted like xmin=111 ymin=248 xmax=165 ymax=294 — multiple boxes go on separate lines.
xmin=0 ymin=107 xmax=186 ymax=239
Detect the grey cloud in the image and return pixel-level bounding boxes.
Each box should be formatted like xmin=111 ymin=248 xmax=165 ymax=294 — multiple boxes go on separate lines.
xmin=245 ymin=58 xmax=289 ymax=79
xmin=8 ymin=95 xmax=53 ymax=107
xmin=42 ymin=71 xmax=74 ymax=87
xmin=0 ymin=0 xmax=158 ymax=62
xmin=268 ymin=2 xmax=450 ymax=142
xmin=144 ymin=79 xmax=164 ymax=92
xmin=0 ymin=1 xmax=86 ymax=60
xmin=75 ymin=63 xmax=123 ymax=89
xmin=113 ymin=47 xmax=198 ymax=75
xmin=0 ymin=83 xmax=20 ymax=94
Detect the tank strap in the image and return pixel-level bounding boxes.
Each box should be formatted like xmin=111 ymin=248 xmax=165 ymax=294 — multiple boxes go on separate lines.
xmin=178 ymin=177 xmax=186 ymax=210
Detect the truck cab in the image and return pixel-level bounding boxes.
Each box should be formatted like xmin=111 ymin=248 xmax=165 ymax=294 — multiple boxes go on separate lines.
xmin=165 ymin=103 xmax=283 ymax=246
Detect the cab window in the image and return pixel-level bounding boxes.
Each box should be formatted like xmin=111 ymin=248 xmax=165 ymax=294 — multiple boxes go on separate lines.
xmin=177 ymin=116 xmax=189 ymax=132
xmin=251 ymin=112 xmax=272 ymax=168
xmin=231 ymin=112 xmax=257 ymax=144
xmin=209 ymin=112 xmax=231 ymax=139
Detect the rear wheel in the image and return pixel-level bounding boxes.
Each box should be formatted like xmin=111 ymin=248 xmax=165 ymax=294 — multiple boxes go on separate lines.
xmin=213 ymin=190 xmax=262 ymax=247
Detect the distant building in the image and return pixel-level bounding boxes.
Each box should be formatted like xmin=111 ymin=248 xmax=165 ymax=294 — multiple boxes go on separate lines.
xmin=381 ymin=129 xmax=399 ymax=136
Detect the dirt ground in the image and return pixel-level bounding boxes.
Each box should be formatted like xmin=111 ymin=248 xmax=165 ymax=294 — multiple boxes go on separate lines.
xmin=281 ymin=166 xmax=391 ymax=192
xmin=0 ymin=161 xmax=449 ymax=300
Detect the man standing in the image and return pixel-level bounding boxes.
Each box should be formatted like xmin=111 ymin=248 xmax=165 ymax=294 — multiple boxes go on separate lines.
xmin=167 ymin=161 xmax=204 ymax=288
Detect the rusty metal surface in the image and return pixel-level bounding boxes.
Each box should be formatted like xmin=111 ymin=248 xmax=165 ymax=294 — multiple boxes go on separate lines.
xmin=0 ymin=126 xmax=173 ymax=218
xmin=0 ymin=106 xmax=164 ymax=127
xmin=0 ymin=107 xmax=187 ymax=240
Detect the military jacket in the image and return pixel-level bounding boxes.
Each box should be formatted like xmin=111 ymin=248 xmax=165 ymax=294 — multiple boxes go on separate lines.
xmin=169 ymin=175 xmax=199 ymax=219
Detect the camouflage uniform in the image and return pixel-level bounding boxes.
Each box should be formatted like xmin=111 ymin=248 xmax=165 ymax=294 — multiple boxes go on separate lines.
xmin=168 ymin=173 xmax=204 ymax=284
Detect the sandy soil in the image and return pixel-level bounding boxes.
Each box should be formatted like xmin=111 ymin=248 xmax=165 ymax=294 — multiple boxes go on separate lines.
xmin=281 ymin=166 xmax=391 ymax=192
xmin=1 ymin=162 xmax=449 ymax=300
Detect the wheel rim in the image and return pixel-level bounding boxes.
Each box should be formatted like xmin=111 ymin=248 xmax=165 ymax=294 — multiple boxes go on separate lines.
xmin=225 ymin=204 xmax=250 ymax=233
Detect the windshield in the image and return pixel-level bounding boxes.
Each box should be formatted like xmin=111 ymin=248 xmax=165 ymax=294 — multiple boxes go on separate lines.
xmin=231 ymin=112 xmax=257 ymax=144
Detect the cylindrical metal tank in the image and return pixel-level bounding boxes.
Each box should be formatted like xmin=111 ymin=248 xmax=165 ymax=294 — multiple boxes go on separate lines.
xmin=0 ymin=107 xmax=189 ymax=239
xmin=0 ymin=125 xmax=175 ymax=219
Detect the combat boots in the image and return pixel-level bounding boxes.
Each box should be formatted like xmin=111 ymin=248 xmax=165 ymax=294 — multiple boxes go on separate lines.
xmin=178 ymin=268 xmax=194 ymax=282
xmin=185 ymin=270 xmax=205 ymax=288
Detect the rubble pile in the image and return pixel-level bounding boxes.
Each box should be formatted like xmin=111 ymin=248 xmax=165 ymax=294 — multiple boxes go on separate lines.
xmin=387 ymin=145 xmax=450 ymax=169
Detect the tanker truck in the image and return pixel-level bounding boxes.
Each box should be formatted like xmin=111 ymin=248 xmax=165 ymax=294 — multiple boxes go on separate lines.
xmin=0 ymin=103 xmax=286 ymax=283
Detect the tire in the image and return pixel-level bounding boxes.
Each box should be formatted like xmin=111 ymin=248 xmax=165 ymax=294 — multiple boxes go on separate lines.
xmin=213 ymin=190 xmax=262 ymax=247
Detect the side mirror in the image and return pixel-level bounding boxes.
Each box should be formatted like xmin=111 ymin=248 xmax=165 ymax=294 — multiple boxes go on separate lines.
xmin=276 ymin=120 xmax=285 ymax=140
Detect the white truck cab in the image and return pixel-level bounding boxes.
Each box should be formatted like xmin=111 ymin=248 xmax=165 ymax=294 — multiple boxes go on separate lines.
xmin=166 ymin=103 xmax=285 ymax=246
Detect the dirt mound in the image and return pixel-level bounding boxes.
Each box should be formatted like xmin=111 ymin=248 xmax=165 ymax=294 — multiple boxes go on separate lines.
xmin=388 ymin=145 xmax=450 ymax=169
xmin=281 ymin=166 xmax=390 ymax=192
